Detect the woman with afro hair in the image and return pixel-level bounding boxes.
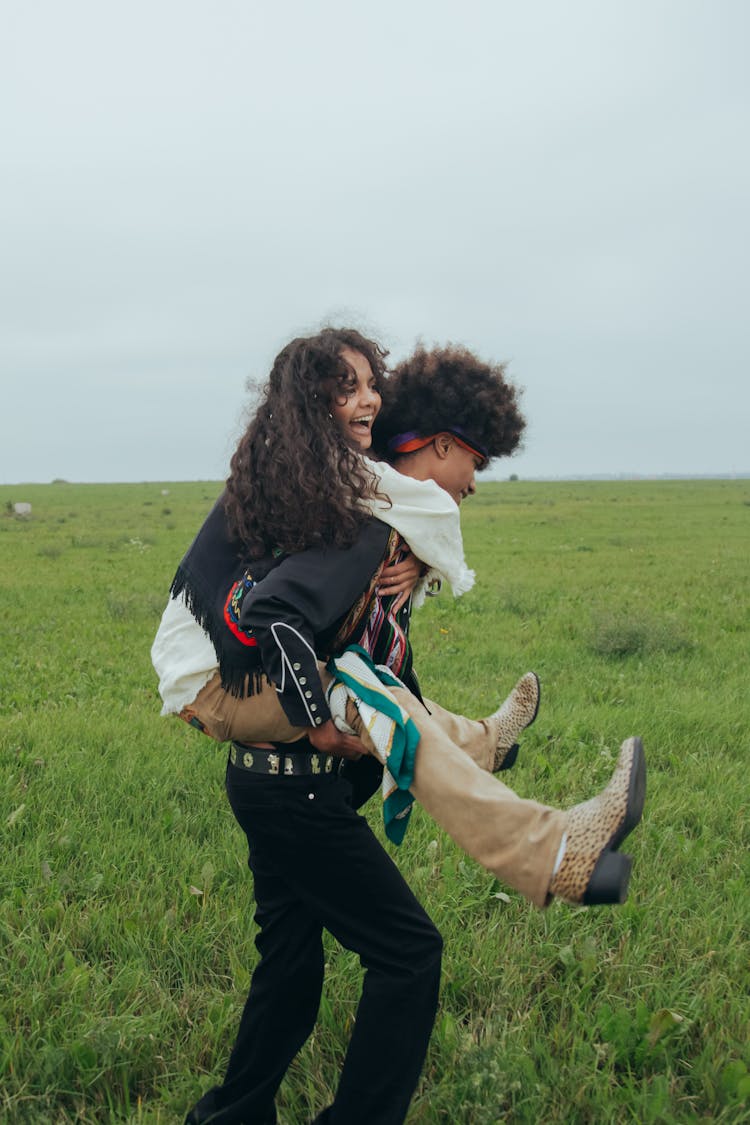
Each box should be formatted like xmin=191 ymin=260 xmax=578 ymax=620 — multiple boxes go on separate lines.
xmin=157 ymin=331 xmax=645 ymax=1125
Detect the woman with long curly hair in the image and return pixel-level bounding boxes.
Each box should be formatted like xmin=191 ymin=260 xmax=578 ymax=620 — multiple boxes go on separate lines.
xmin=153 ymin=328 xmax=645 ymax=1125
xmin=224 ymin=327 xmax=389 ymax=557
xmin=153 ymin=329 xmax=536 ymax=761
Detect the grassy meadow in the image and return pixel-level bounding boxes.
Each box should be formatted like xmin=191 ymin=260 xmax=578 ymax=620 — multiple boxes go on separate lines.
xmin=1 ymin=478 xmax=749 ymax=1123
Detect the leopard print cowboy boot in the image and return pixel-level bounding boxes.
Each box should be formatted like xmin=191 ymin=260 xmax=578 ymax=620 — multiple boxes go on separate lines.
xmin=489 ymin=671 xmax=541 ymax=771
xmin=549 ymin=736 xmax=646 ymax=905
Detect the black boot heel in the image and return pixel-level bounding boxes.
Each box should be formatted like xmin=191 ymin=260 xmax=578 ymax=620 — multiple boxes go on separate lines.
xmin=583 ymin=850 xmax=633 ymax=905
xmin=495 ymin=743 xmax=519 ymax=772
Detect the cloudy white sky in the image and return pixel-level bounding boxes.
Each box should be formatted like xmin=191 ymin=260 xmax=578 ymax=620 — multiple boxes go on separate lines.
xmin=2 ymin=1 xmax=748 ymax=483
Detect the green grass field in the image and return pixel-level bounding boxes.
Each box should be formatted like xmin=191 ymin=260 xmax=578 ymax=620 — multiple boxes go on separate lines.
xmin=1 ymin=479 xmax=748 ymax=1123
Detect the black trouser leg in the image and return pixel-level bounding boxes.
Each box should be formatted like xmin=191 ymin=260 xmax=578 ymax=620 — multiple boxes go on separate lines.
xmin=187 ymin=876 xmax=325 ymax=1124
xmin=318 ymin=846 xmax=442 ymax=1125
xmin=186 ymin=764 xmax=442 ymax=1125
xmin=186 ymin=788 xmax=326 ymax=1124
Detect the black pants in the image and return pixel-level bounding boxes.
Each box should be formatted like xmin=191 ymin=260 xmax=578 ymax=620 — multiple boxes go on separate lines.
xmin=185 ymin=759 xmax=443 ymax=1125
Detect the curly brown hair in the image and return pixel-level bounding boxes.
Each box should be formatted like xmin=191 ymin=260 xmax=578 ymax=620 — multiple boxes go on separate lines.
xmin=224 ymin=327 xmax=388 ymax=557
xmin=373 ymin=344 xmax=526 ymax=463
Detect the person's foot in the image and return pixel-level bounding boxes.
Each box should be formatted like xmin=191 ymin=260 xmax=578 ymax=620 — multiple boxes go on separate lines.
xmin=549 ymin=737 xmax=646 ymax=905
xmin=184 ymin=1089 xmax=224 ymax=1123
xmin=489 ymin=672 xmax=541 ymax=771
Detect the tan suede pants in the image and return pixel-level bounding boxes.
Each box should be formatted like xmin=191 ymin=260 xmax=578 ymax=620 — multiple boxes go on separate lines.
xmin=180 ymin=672 xmax=310 ymax=744
xmin=181 ymin=672 xmax=565 ymax=908
xmin=367 ymin=687 xmax=565 ymax=909
xmin=182 ymin=674 xmax=498 ymax=761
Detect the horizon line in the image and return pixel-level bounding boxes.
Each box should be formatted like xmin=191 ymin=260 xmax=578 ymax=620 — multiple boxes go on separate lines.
xmin=2 ymin=471 xmax=749 ymax=488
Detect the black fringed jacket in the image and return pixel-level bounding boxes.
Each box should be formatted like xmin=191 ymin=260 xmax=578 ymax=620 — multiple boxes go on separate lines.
xmin=170 ymin=494 xmax=415 ymax=730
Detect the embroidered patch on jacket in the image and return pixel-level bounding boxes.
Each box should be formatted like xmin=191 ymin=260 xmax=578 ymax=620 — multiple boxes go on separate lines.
xmin=223 ymin=571 xmax=259 ymax=646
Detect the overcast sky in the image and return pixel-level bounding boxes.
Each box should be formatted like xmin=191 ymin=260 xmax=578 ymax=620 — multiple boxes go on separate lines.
xmin=2 ymin=0 xmax=748 ymax=483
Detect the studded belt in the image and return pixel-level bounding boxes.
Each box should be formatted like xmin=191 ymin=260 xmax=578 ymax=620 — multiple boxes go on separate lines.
xmin=229 ymin=741 xmax=339 ymax=777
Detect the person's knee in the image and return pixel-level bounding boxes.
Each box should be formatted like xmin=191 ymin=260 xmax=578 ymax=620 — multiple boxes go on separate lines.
xmin=366 ymin=912 xmax=442 ymax=984
xmin=402 ymin=918 xmax=443 ymax=988
xmin=256 ymin=930 xmax=324 ymax=982
xmin=420 ymin=922 xmax=443 ymax=975
xmin=251 ymin=940 xmax=324 ymax=1033
xmin=403 ymin=922 xmax=443 ymax=1018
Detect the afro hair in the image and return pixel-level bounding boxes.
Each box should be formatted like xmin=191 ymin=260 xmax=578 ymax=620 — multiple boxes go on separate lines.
xmin=373 ymin=344 xmax=525 ymax=463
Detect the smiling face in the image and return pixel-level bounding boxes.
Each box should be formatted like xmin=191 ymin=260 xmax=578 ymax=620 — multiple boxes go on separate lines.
xmin=330 ymin=347 xmax=382 ymax=451
xmin=431 ymin=437 xmax=483 ymax=505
